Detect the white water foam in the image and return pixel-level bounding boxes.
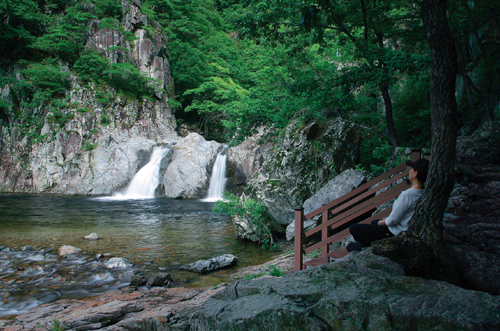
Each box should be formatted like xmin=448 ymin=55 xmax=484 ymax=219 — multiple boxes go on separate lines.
xmin=97 ymin=146 xmax=169 ymax=201
xmin=202 ymin=149 xmax=227 ymax=202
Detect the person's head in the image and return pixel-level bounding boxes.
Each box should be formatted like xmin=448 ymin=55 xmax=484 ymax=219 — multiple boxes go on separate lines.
xmin=405 ymin=158 xmax=429 ymax=183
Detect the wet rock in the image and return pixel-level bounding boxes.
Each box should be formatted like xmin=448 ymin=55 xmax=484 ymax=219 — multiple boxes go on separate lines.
xmin=83 ymin=233 xmax=99 ymax=240
xmin=130 ymin=275 xmax=147 ymax=287
xmin=39 ymin=248 xmax=54 ymax=255
xmin=105 ymin=257 xmax=132 ymax=269
xmin=147 ymin=272 xmax=173 ymax=287
xmin=20 ymin=246 xmax=32 ymax=251
xmin=40 ymin=292 xmax=61 ymax=304
xmin=2 ymin=247 xmax=12 ymax=253
xmin=179 ymin=254 xmax=238 ymax=274
xmin=118 ymin=270 xmax=135 ymax=283
xmin=31 ymin=254 xmax=45 ymax=261
xmin=58 ymin=245 xmax=81 ymax=256
xmin=95 ymin=253 xmax=102 ymax=259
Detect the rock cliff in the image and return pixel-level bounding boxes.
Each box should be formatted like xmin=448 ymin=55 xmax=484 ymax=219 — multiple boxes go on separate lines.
xmin=232 ymin=116 xmax=361 ymax=241
xmin=0 ymin=0 xmax=179 ymax=195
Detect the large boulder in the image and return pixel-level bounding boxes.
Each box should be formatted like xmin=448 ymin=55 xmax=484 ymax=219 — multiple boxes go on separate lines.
xmin=233 ymin=117 xmax=360 ymax=241
xmin=286 ymin=169 xmax=366 ymax=240
xmin=192 ymin=249 xmax=500 ymax=331
xmin=163 ymin=133 xmax=222 ymax=199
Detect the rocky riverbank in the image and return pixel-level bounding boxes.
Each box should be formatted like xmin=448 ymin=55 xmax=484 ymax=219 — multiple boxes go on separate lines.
xmin=2 ymin=248 xmax=499 ymax=331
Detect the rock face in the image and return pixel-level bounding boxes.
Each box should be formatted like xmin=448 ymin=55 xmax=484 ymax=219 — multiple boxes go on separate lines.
xmin=0 ymin=0 xmax=179 ymax=195
xmin=456 ymin=121 xmax=500 ymax=166
xmin=233 ymin=117 xmax=360 ymax=241
xmin=163 ymin=133 xmax=222 ymax=199
xmin=286 ymin=168 xmax=366 ymax=240
xmin=192 ymin=250 xmax=500 ymax=331
xmin=226 ymin=128 xmax=273 ymax=195
xmin=179 ymin=254 xmax=238 ymax=274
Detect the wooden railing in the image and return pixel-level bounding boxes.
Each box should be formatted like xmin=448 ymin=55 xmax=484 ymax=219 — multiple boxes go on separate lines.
xmin=293 ymin=149 xmax=426 ymax=271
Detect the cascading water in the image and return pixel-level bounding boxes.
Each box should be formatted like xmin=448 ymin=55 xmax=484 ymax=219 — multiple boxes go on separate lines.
xmin=203 ymin=148 xmax=228 ymax=202
xmin=113 ymin=146 xmax=169 ymax=199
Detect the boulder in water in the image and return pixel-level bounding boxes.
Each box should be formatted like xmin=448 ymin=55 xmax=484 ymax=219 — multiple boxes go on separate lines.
xmin=147 ymin=272 xmax=173 ymax=287
xmin=105 ymin=257 xmax=133 ymax=269
xmin=59 ymin=245 xmax=81 ymax=256
xmin=163 ymin=133 xmax=222 ymax=199
xmin=179 ymin=254 xmax=238 ymax=274
xmin=83 ymin=233 xmax=99 ymax=240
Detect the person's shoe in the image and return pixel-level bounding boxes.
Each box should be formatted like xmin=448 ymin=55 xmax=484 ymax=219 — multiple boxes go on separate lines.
xmin=346 ymin=241 xmax=368 ymax=252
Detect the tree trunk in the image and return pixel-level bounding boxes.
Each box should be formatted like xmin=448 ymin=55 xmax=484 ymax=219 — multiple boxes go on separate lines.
xmin=379 ymin=71 xmax=399 ymax=148
xmin=372 ymin=0 xmax=459 ymax=283
xmin=411 ymin=0 xmax=457 ymax=245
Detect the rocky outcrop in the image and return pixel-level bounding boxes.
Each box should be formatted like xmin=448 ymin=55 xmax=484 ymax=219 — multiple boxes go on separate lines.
xmin=456 ymin=121 xmax=500 ymax=166
xmin=5 ymin=250 xmax=500 ymax=331
xmin=233 ymin=117 xmax=360 ymax=241
xmin=2 ymin=286 xmax=225 ymax=331
xmin=163 ymin=133 xmax=222 ymax=199
xmin=226 ymin=128 xmax=273 ymax=195
xmin=0 ymin=0 xmax=179 ymax=195
xmin=193 ymin=250 xmax=500 ymax=331
xmin=286 ymin=168 xmax=366 ymax=240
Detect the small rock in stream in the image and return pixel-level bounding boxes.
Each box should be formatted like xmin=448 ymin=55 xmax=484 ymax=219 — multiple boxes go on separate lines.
xmin=83 ymin=233 xmax=99 ymax=240
xmin=130 ymin=275 xmax=147 ymax=287
xmin=105 ymin=257 xmax=132 ymax=269
xmin=147 ymin=273 xmax=173 ymax=287
xmin=179 ymin=254 xmax=238 ymax=274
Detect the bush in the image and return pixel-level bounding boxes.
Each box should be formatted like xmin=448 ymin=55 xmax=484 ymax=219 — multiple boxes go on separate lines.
xmin=213 ymin=193 xmax=279 ymax=248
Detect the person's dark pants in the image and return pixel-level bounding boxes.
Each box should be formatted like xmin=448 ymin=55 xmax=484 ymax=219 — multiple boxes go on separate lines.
xmin=349 ymin=220 xmax=394 ymax=246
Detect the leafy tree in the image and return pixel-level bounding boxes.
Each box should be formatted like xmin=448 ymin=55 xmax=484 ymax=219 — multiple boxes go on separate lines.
xmin=373 ymin=0 xmax=460 ymax=284
xmin=32 ymin=3 xmax=95 ymax=64
xmin=0 ymin=0 xmax=42 ymax=67
xmin=235 ymin=0 xmax=429 ymax=147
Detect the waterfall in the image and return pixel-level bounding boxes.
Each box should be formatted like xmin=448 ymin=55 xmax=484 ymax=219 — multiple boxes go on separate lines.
xmin=203 ymin=149 xmax=227 ymax=202
xmin=112 ymin=146 xmax=169 ymax=200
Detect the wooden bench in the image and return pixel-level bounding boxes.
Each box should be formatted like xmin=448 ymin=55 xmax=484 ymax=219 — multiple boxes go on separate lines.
xmin=293 ymin=149 xmax=425 ymax=271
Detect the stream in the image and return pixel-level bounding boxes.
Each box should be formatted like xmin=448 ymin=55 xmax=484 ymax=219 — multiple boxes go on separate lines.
xmin=0 ymin=194 xmax=280 ymax=318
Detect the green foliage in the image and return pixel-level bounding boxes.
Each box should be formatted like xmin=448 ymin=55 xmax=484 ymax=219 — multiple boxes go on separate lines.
xmin=51 ymin=318 xmax=66 ymax=331
xmin=31 ymin=4 xmax=95 ymax=64
xmin=213 ymin=192 xmax=278 ymax=247
xmin=0 ymin=0 xmax=42 ymax=67
xmin=91 ymin=0 xmax=123 ymax=19
xmin=268 ymin=265 xmax=285 ymax=277
xmin=22 ymin=60 xmax=71 ymax=99
xmin=74 ymin=50 xmax=110 ymax=82
xmin=393 ymin=73 xmax=432 ymax=148
xmin=81 ymin=139 xmax=98 ymax=151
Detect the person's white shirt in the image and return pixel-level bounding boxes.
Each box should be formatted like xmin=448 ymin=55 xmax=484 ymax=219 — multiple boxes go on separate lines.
xmin=385 ymin=188 xmax=423 ymax=235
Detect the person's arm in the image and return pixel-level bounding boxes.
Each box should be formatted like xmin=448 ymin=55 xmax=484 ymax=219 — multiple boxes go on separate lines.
xmin=378 ymin=218 xmax=387 ymax=226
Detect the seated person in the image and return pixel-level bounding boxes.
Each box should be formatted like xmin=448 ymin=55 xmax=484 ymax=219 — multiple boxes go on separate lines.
xmin=347 ymin=158 xmax=430 ymax=252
